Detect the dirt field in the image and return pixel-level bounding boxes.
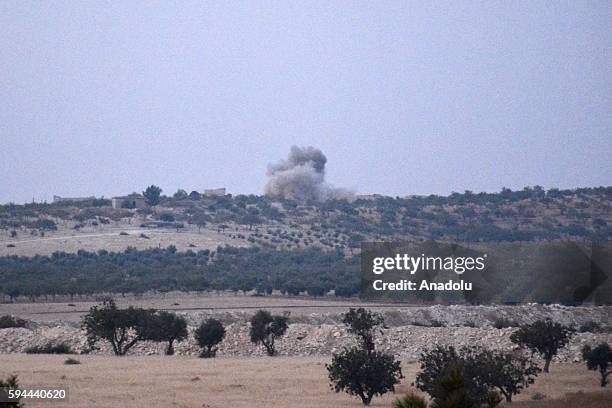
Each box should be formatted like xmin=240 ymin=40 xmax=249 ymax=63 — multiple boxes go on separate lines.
xmin=0 ymin=355 xmax=609 ymax=407
xmin=0 ymin=294 xmax=380 ymax=323
xmin=0 ymin=225 xmax=246 ymax=257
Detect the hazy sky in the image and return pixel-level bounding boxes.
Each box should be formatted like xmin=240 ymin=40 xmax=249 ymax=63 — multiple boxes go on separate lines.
xmin=1 ymin=1 xmax=611 ymax=203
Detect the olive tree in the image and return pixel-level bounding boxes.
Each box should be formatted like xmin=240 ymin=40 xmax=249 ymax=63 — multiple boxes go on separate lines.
xmin=327 ymin=347 xmax=403 ymax=406
xmin=328 ymin=308 xmax=403 ymax=405
xmin=249 ymin=310 xmax=288 ymax=356
xmin=341 ymin=308 xmax=384 ymax=352
xmin=143 ymin=311 xmax=188 ymax=355
xmin=510 ymin=319 xmax=574 ymax=372
xmin=81 ymin=299 xmax=155 ymax=356
xmin=194 ymin=318 xmax=226 ymax=358
xmin=582 ymin=342 xmax=612 ymax=387
xmin=470 ymin=348 xmax=540 ymax=402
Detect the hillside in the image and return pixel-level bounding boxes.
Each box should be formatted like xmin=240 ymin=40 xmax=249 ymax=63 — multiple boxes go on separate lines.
xmin=1 ymin=186 xmax=610 ymax=259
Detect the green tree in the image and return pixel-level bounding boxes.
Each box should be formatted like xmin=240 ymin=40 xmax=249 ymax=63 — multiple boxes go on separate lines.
xmin=510 ymin=319 xmax=574 ymax=372
xmin=143 ymin=185 xmax=162 ymax=206
xmin=81 ymin=300 xmax=155 ymax=356
xmin=327 ymin=347 xmax=403 ymax=406
xmin=582 ymin=343 xmax=612 ymax=387
xmin=173 ymin=189 xmax=188 ymax=199
xmin=143 ymin=311 xmax=188 ymax=355
xmin=341 ymin=308 xmax=384 ymax=352
xmin=194 ymin=318 xmax=226 ymax=358
xmin=249 ymin=310 xmax=289 ymax=356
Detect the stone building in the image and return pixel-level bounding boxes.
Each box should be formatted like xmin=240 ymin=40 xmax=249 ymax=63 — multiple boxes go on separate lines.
xmin=111 ymin=194 xmax=147 ymax=209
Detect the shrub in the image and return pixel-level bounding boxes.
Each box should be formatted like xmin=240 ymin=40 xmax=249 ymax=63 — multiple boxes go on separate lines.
xmin=159 ymin=213 xmax=175 ymax=222
xmin=64 ymin=358 xmax=81 ymax=365
xmin=582 ymin=342 xmax=612 ymax=387
xmin=0 ymin=374 xmax=23 ymax=407
xmin=249 ymin=310 xmax=288 ymax=356
xmin=0 ymin=315 xmax=27 ymax=329
xmin=579 ymin=321 xmax=602 ymax=333
xmin=25 ymin=342 xmax=73 ymax=354
xmin=510 ymin=318 xmax=574 ymax=372
xmin=35 ymin=218 xmax=57 ymax=231
xmin=492 ymin=317 xmax=518 ymax=329
xmin=393 ymin=392 xmax=428 ymax=408
xmin=81 ymin=299 xmax=155 ymax=356
xmin=327 ymin=346 xmax=403 ymax=406
xmin=194 ymin=318 xmax=226 ymax=358
xmin=531 ymin=392 xmax=546 ymax=400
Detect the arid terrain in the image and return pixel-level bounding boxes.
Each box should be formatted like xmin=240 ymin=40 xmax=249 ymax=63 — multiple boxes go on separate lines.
xmin=1 ymin=355 xmax=610 ymax=408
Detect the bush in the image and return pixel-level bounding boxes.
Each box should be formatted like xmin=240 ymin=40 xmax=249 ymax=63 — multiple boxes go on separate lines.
xmin=492 ymin=317 xmax=518 ymax=329
xmin=582 ymin=342 xmax=612 ymax=387
xmin=26 ymin=342 xmax=73 ymax=354
xmin=194 ymin=318 xmax=226 ymax=358
xmin=327 ymin=346 xmax=403 ymax=406
xmin=510 ymin=318 xmax=574 ymax=372
xmin=159 ymin=213 xmax=175 ymax=222
xmin=579 ymin=321 xmax=602 ymax=333
xmin=0 ymin=374 xmax=23 ymax=407
xmin=0 ymin=315 xmax=27 ymax=329
xmin=249 ymin=310 xmax=289 ymax=356
xmin=393 ymin=392 xmax=428 ymax=408
xmin=64 ymin=358 xmax=81 ymax=365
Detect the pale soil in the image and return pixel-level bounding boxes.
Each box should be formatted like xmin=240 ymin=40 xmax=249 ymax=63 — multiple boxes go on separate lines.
xmin=0 ymin=225 xmax=246 ymax=257
xmin=0 ymin=355 xmax=610 ymax=408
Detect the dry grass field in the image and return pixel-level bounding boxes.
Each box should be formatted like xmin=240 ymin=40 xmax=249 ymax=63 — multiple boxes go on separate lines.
xmin=1 ymin=355 xmax=610 ymax=408
xmin=0 ymin=226 xmax=246 ymax=257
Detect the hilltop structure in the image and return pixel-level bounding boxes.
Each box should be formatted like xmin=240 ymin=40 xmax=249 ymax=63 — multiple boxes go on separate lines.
xmin=111 ymin=194 xmax=147 ymax=209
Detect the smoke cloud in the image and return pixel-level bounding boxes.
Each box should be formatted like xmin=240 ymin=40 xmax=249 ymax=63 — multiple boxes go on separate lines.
xmin=265 ymin=146 xmax=351 ymax=202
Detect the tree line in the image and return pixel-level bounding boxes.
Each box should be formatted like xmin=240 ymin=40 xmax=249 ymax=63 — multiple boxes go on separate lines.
xmin=0 ymin=246 xmax=360 ymax=299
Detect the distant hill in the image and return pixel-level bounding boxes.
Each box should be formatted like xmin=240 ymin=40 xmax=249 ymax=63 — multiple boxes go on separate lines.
xmin=1 ymin=186 xmax=610 ymax=253
xmin=0 ymin=186 xmax=610 ymax=299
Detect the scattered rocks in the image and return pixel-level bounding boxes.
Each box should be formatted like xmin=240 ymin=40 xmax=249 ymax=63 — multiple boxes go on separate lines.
xmin=1 ymin=305 xmax=610 ymax=364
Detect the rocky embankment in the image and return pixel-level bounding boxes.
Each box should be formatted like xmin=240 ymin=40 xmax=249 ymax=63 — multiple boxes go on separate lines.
xmin=1 ymin=305 xmax=610 ymax=363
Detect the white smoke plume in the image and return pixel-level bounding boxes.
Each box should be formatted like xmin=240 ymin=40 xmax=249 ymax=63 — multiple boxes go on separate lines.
xmin=265 ymin=146 xmax=351 ymax=202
